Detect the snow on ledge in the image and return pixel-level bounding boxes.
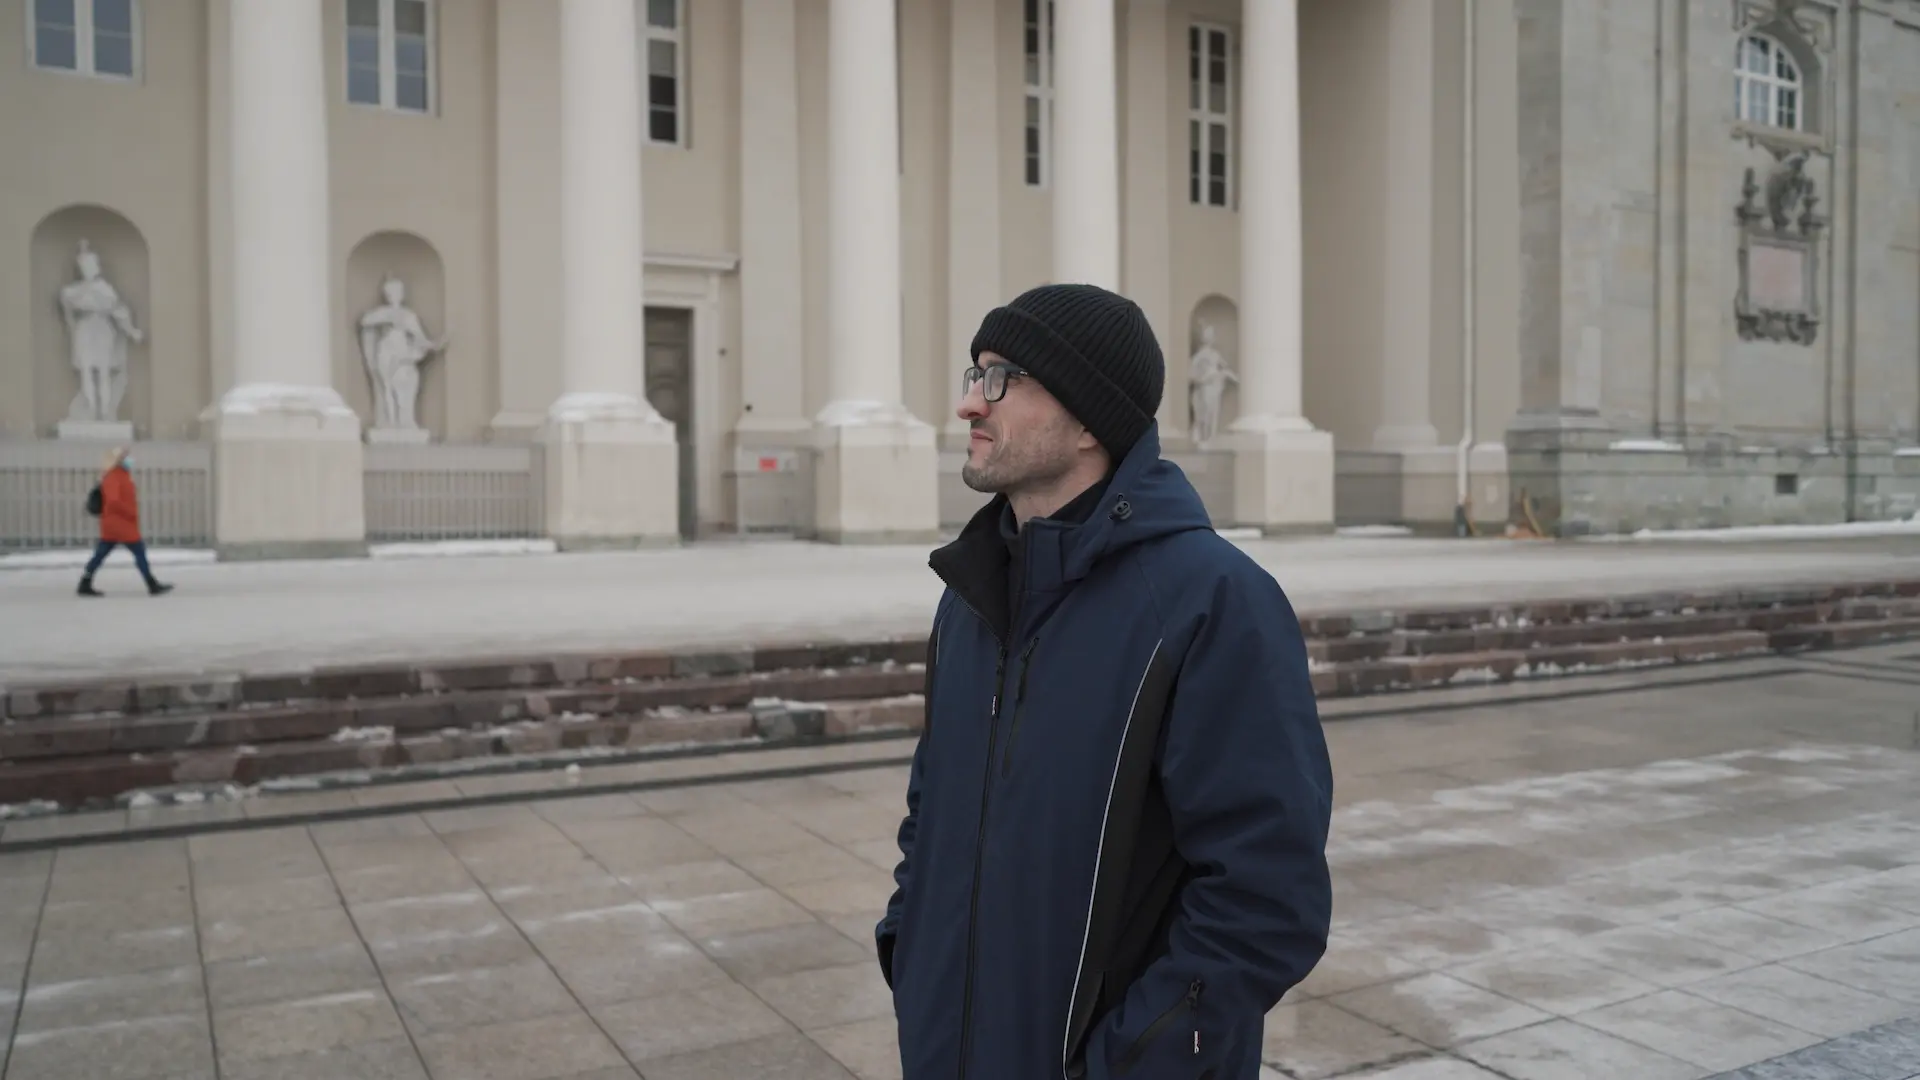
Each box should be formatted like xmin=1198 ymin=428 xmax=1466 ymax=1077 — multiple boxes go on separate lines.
xmin=0 ymin=547 xmax=217 ymax=570
xmin=1609 ymin=438 xmax=1686 ymax=452
xmin=368 ymin=539 xmax=558 ymax=559
xmin=1587 ymin=512 xmax=1920 ymax=543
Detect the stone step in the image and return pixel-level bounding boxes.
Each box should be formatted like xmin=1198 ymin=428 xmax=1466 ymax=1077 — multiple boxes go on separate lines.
xmin=10 ymin=612 xmax=1920 ymax=813
xmin=10 ymin=579 xmax=1916 ymax=724
xmin=12 ymin=596 xmax=1914 ymax=768
xmin=0 ymin=662 xmax=926 ymax=763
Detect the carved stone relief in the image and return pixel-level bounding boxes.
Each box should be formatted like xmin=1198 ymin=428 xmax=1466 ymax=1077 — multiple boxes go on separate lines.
xmin=1734 ymin=150 xmax=1828 ymax=345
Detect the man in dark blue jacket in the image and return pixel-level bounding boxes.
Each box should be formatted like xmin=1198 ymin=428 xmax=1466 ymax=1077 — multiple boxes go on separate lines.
xmin=876 ymin=283 xmax=1334 ymax=1080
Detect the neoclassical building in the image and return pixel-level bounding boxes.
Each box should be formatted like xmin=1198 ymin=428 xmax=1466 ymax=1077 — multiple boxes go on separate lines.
xmin=1 ymin=0 xmax=1915 ymax=556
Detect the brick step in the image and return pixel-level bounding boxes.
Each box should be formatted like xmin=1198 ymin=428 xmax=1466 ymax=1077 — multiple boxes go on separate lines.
xmin=11 ymin=579 xmax=1917 ymax=724
xmin=0 ymin=695 xmax=927 ymax=809
xmin=0 ymin=662 xmax=927 ymax=763
xmin=1315 ymin=596 xmax=1920 ymax=663
xmin=14 ymin=613 xmax=1920 ymax=813
xmin=14 ymin=597 xmax=1908 ymax=766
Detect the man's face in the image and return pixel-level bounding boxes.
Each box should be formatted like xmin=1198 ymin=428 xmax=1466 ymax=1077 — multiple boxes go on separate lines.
xmin=957 ymin=351 xmax=1088 ymax=495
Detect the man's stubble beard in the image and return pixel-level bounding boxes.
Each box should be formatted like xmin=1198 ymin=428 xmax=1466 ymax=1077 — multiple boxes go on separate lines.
xmin=960 ymin=422 xmax=1077 ymax=496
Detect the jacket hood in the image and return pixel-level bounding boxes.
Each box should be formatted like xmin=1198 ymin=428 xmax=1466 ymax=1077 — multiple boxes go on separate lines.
xmin=931 ymin=423 xmax=1216 ymax=636
xmin=1021 ymin=423 xmax=1215 ymax=592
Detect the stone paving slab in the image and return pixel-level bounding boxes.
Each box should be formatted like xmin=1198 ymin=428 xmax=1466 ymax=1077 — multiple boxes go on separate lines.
xmin=7 ymin=534 xmax=1919 ymax=682
xmin=4 ymin=644 xmax=1920 ymax=1078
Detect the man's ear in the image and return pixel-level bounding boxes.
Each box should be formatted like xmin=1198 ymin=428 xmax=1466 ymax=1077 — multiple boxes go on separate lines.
xmin=1075 ymin=426 xmax=1100 ymax=452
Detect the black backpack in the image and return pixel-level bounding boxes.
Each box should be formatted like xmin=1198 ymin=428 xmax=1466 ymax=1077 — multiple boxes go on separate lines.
xmin=84 ymin=484 xmax=103 ymax=517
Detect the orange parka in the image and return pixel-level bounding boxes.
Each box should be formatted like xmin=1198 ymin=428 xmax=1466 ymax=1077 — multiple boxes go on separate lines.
xmin=98 ymin=467 xmax=141 ymax=544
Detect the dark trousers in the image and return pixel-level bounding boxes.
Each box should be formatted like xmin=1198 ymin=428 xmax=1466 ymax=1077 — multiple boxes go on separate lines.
xmin=83 ymin=540 xmax=158 ymax=585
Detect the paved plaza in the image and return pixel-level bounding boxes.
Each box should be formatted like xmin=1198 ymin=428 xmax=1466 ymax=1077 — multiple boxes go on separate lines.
xmin=7 ymin=534 xmax=1920 ymax=683
xmin=2 ymin=646 xmax=1918 ymax=1079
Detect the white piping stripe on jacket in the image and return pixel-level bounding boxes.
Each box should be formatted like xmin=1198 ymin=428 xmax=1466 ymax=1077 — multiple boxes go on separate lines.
xmin=1060 ymin=637 xmax=1164 ymax=1078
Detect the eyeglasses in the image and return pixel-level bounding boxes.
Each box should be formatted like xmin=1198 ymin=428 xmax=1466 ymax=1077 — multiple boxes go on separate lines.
xmin=961 ymin=363 xmax=1028 ymax=403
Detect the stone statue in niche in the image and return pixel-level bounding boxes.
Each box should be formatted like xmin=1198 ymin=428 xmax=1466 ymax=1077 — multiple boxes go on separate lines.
xmin=1735 ymin=149 xmax=1827 ymax=345
xmin=58 ymin=240 xmax=144 ymax=428
xmin=357 ymin=274 xmax=447 ymax=442
xmin=1187 ymin=321 xmax=1238 ymax=446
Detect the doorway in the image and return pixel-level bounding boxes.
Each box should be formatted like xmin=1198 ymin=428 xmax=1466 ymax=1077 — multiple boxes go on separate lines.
xmin=644 ymin=307 xmax=697 ymax=540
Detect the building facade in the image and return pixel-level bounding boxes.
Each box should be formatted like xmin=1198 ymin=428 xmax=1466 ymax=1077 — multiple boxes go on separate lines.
xmin=0 ymin=0 xmax=1914 ymax=556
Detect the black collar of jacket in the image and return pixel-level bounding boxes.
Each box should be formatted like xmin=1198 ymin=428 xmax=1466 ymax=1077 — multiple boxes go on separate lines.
xmin=928 ymin=465 xmax=1113 ymax=644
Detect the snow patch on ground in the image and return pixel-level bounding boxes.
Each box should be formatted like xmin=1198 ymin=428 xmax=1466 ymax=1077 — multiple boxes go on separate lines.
xmin=368 ymin=539 xmax=559 ymax=560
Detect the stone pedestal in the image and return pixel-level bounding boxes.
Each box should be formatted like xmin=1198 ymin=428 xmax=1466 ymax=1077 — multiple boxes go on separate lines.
xmin=56 ymin=419 xmax=134 ymax=442
xmin=206 ymin=385 xmax=367 ymax=561
xmin=367 ymin=428 xmax=431 ymax=445
xmin=1231 ymin=422 xmax=1336 ymax=534
xmin=542 ymin=394 xmax=679 ymax=550
xmin=812 ymin=407 xmax=940 ymax=544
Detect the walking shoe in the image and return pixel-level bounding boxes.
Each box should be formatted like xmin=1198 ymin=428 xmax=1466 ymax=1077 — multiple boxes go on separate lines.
xmin=78 ymin=576 xmax=103 ymax=597
xmin=147 ymin=581 xmax=173 ymax=596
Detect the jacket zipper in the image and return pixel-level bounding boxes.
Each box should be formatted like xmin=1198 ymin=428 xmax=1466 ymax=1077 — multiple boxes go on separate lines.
xmin=1114 ymin=979 xmax=1204 ymax=1074
xmin=955 ymin=633 xmax=1009 ymax=1080
xmin=998 ymin=638 xmax=1040 ymax=779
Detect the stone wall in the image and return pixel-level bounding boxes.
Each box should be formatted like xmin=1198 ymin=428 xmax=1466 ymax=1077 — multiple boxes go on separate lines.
xmin=1510 ymin=0 xmax=1920 ymax=534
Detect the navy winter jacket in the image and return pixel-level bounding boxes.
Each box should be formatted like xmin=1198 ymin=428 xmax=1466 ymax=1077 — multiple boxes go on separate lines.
xmin=877 ymin=425 xmax=1334 ymax=1080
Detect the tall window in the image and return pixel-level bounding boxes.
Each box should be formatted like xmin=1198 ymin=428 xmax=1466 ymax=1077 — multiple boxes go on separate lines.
xmin=30 ymin=0 xmax=138 ymax=79
xmin=1189 ymin=23 xmax=1233 ymax=207
xmin=1735 ymin=33 xmax=1801 ymax=131
xmin=646 ymin=0 xmax=685 ymax=145
xmin=347 ymin=0 xmax=433 ymax=113
xmin=1023 ymin=0 xmax=1055 ymax=187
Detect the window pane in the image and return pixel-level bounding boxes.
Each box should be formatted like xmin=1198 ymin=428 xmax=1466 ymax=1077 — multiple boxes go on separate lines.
xmin=1741 ymin=35 xmax=1767 ymax=73
xmin=1210 ymin=175 xmax=1226 ymax=207
xmin=34 ymin=0 xmax=75 ymax=27
xmin=1776 ymin=49 xmax=1797 ymax=81
xmin=396 ymin=34 xmax=428 ymax=75
xmin=1026 ymin=153 xmax=1041 ymax=187
xmin=395 ymin=0 xmax=427 ymax=37
xmin=348 ymin=26 xmax=380 ymax=70
xmin=36 ymin=25 xmax=77 ymax=68
xmin=648 ymin=0 xmax=676 ymax=30
xmin=1190 ymin=119 xmax=1201 ymax=202
xmin=649 ymin=39 xmax=675 ymax=78
xmin=347 ymin=0 xmax=379 ymax=29
xmin=1778 ymin=87 xmax=1798 ymax=129
xmin=1189 ymin=25 xmax=1198 ymax=53
xmin=1209 ymin=57 xmax=1227 ymax=112
xmin=92 ymin=0 xmax=133 ymax=35
xmin=1025 ymin=0 xmax=1037 ymax=26
xmin=94 ymin=31 xmax=134 ymax=75
xmin=1189 ymin=49 xmax=1200 ymax=110
xmin=649 ymin=108 xmax=677 ymax=143
xmin=1026 ymin=56 xmax=1039 ymax=85
xmin=1748 ymin=80 xmax=1769 ymax=126
xmin=396 ymin=72 xmax=428 ymax=111
xmin=649 ymin=72 xmax=676 ymax=109
xmin=1026 ymin=95 xmax=1039 ymax=125
xmin=1209 ymin=28 xmax=1226 ymax=62
xmin=348 ymin=63 xmax=381 ymax=104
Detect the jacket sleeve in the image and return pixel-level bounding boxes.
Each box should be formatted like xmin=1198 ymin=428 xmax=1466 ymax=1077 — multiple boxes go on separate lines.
xmin=876 ymin=597 xmax=948 ymax=990
xmin=1086 ymin=569 xmax=1333 ymax=1077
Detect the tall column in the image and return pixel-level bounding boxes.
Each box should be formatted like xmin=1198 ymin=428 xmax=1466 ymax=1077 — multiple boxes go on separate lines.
xmin=207 ymin=0 xmax=365 ymax=559
xmin=1123 ymin=0 xmax=1176 ymax=435
xmin=944 ymin=0 xmax=1003 ymax=441
xmin=1231 ymin=0 xmax=1334 ymax=532
xmin=1053 ymin=0 xmax=1120 ymax=288
xmin=1374 ymin=0 xmax=1441 ymax=452
xmin=812 ymin=0 xmax=938 ymax=543
xmin=543 ymin=0 xmax=678 ymax=548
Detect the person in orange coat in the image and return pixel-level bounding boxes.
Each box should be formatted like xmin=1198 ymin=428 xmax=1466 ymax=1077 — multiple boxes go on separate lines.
xmin=78 ymin=446 xmax=172 ymax=597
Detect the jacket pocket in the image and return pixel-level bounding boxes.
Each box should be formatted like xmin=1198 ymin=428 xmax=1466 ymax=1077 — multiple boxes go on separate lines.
xmin=1113 ymin=979 xmax=1204 ymax=1075
xmin=997 ymin=638 xmax=1039 ymax=779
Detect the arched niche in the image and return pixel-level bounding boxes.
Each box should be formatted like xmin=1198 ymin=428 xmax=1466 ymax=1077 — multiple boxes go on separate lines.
xmin=29 ymin=206 xmax=151 ymax=437
xmin=342 ymin=230 xmax=448 ymax=440
xmin=1187 ymin=294 xmax=1240 ymax=445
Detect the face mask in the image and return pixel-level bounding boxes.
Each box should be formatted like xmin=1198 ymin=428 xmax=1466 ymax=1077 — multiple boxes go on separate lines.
xmin=120 ymin=456 xmax=133 ymax=467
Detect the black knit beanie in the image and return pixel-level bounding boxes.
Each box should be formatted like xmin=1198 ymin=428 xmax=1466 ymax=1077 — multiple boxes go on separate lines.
xmin=969 ymin=283 xmax=1165 ymax=460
